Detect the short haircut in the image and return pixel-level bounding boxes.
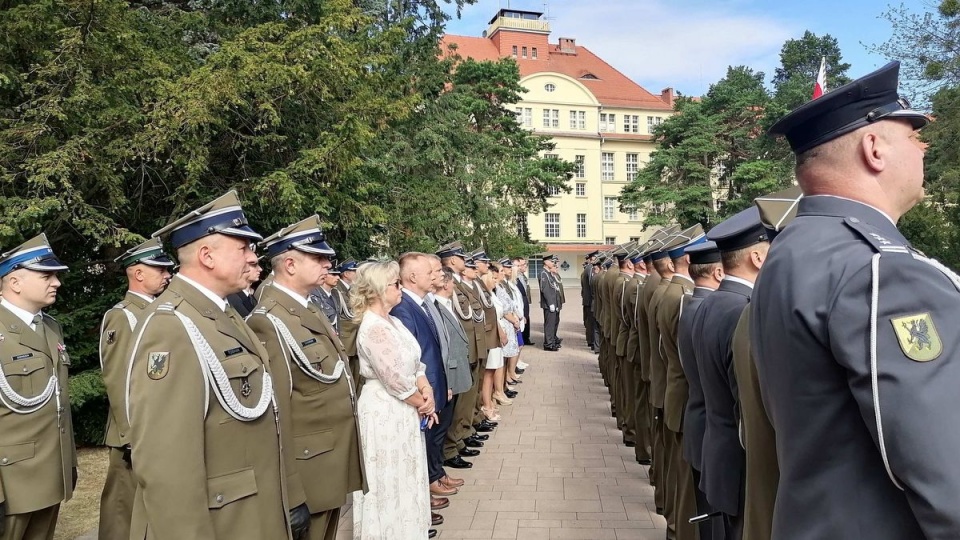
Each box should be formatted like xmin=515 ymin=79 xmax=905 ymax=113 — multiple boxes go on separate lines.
xmin=652 ymin=258 xmax=671 ymax=274
xmin=440 ymin=266 xmax=455 ymax=285
xmin=398 ymin=251 xmax=427 ymax=277
xmin=689 ymin=262 xmax=721 ymax=281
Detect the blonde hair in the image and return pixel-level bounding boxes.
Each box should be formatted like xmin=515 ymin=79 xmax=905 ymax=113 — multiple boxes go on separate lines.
xmin=349 ymin=260 xmax=400 ymax=319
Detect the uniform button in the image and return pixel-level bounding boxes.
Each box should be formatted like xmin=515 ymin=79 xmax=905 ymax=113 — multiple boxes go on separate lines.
xmin=1 ymin=458 xmax=8 ymax=464
xmin=22 ymin=366 xmax=27 ymax=372
xmin=303 ymin=449 xmax=309 ymax=455
xmin=241 ymin=365 xmax=248 ymax=374
xmin=216 ymin=494 xmax=224 ymax=503
xmin=120 ymin=432 xmax=125 ymax=437
xmin=850 ymin=217 xmax=860 ymax=223
xmin=61 ymin=427 xmax=65 ymax=433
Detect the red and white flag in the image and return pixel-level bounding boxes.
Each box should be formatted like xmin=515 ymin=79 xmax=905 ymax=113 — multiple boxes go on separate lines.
xmin=813 ymin=57 xmax=827 ymax=99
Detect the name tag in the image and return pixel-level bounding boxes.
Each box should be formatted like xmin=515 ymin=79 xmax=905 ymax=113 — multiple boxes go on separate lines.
xmin=224 ymin=347 xmax=243 ymax=357
xmin=301 ymin=338 xmax=317 ymax=347
xmin=12 ymin=353 xmax=33 ymax=361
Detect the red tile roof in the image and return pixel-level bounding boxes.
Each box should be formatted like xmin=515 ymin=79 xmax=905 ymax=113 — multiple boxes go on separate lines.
xmin=440 ymin=34 xmax=672 ymax=111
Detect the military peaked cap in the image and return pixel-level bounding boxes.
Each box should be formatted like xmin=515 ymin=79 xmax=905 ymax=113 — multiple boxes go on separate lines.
xmin=707 ymin=206 xmax=768 ymax=252
xmin=686 ymin=241 xmax=721 ymax=265
xmin=116 ymin=238 xmax=175 ymax=269
xmin=0 ymin=233 xmax=68 ymax=278
xmin=153 ymin=190 xmax=262 ymax=249
xmin=261 ymin=215 xmax=335 ymax=259
xmin=755 ymin=186 xmax=803 ymax=240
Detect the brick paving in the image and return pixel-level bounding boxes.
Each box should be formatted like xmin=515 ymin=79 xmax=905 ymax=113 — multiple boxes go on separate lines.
xmin=338 ymin=287 xmax=666 ymax=539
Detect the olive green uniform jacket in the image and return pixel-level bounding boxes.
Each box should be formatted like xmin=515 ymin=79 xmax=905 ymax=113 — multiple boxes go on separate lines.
xmin=636 ymin=273 xmax=662 ymax=382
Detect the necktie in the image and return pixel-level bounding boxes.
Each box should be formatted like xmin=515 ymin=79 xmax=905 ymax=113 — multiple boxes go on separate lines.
xmin=32 ymin=313 xmax=45 ymax=341
xmin=421 ymin=301 xmax=439 ymax=338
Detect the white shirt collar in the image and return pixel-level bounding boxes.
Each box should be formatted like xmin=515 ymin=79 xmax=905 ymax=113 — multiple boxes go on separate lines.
xmin=0 ymin=299 xmax=40 ymax=329
xmin=341 ymin=281 xmax=351 ymax=290
xmin=452 ymin=273 xmax=462 ymax=283
xmin=402 ymin=288 xmax=426 ymax=306
xmin=694 ymin=286 xmax=717 ymax=292
xmin=177 ymin=274 xmax=228 ymax=311
xmin=813 ymin=195 xmax=896 ymax=226
xmin=723 ymin=275 xmax=755 ymax=290
xmin=128 ymin=291 xmax=155 ymax=303
xmin=436 ymin=295 xmax=453 ymax=313
xmin=273 ymin=281 xmax=309 ymax=308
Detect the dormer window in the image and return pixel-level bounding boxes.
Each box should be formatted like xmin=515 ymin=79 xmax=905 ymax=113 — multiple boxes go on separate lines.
xmin=581 ymin=73 xmax=599 ymax=80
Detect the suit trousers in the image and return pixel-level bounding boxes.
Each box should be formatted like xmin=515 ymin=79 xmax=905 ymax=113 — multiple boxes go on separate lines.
xmin=583 ymin=305 xmax=595 ymax=346
xmin=543 ymin=309 xmax=560 ymax=348
xmin=633 ymin=369 xmax=652 ymax=461
xmin=98 ymin=446 xmax=135 ymax=540
xmin=308 ymin=507 xmax=341 ymax=540
xmin=522 ymin=301 xmax=531 ymax=344
xmin=619 ymin=358 xmax=637 ymax=445
xmin=668 ymin=430 xmax=699 ymax=540
xmin=692 ymin=468 xmax=722 ymax=540
xmin=1 ymin=504 xmax=59 ymax=540
xmin=428 ymin=400 xmax=456 ymax=484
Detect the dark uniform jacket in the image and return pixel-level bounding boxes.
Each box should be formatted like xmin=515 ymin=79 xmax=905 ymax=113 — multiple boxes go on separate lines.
xmin=580 ymin=267 xmax=592 ymax=307
xmin=126 ymin=276 xmax=291 ymax=539
xmin=692 ymin=278 xmax=751 ymax=516
xmin=247 ymin=285 xmax=365 ymax=514
xmin=539 ymin=271 xmax=561 ymax=310
xmin=0 ymin=304 xmax=76 ymax=514
xmin=624 ymin=274 xmax=645 ymax=363
xmin=636 ymin=273 xmax=662 ymax=382
xmin=101 ymin=291 xmax=151 ymax=449
xmin=613 ymin=272 xmax=632 ymax=356
xmin=660 ymin=274 xmax=695 ymax=433
xmin=677 ymin=287 xmax=712 ymax=471
xmin=646 ymin=276 xmax=672 ymax=408
xmin=751 ymin=196 xmax=959 ymax=538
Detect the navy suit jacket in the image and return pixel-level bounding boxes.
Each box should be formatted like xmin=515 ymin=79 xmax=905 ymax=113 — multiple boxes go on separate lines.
xmin=391 ymin=292 xmax=449 ymax=411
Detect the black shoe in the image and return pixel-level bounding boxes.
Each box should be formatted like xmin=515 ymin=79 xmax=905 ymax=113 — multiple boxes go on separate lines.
xmin=543 ymin=346 xmax=558 ymax=351
xmin=526 ymin=341 xmax=536 ymax=346
xmin=470 ymin=433 xmax=489 ymax=441
xmin=637 ymin=458 xmax=652 ymax=465
xmin=504 ymin=389 xmax=518 ymax=399
xmin=474 ymin=423 xmax=494 ymax=433
xmin=480 ymin=419 xmax=499 ymax=428
xmin=429 ymin=529 xmax=438 ymax=538
xmin=444 ymin=456 xmax=474 ymax=469
xmin=459 ymin=447 xmax=480 ymax=457
xmin=464 ymin=438 xmax=484 ymax=448
xmin=515 ymin=368 xmax=525 ymax=374
xmin=623 ymin=440 xmax=636 ymax=448
xmin=506 ymin=378 xmax=522 ymax=385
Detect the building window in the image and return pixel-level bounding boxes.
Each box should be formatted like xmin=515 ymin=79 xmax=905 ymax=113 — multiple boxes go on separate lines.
xmin=512 ymin=45 xmax=518 ymax=57
xmin=545 ymin=213 xmax=560 ymax=238
xmin=600 ymin=113 xmax=616 ymax=132
xmin=532 ymin=47 xmax=538 ymax=59
xmin=626 ymin=207 xmax=639 ymax=221
xmin=604 ymin=197 xmax=617 ymax=220
xmin=528 ymin=257 xmax=543 ymax=279
xmin=568 ymin=110 xmax=586 ymax=130
xmin=521 ymin=46 xmax=527 ymax=58
xmin=575 ymin=182 xmax=586 ymax=197
xmin=629 ymin=236 xmax=641 ymax=243
xmin=542 ymin=109 xmax=559 ymax=128
xmin=626 ymin=153 xmax=639 ymax=181
xmin=624 ymin=115 xmax=640 ymax=133
xmin=515 ymin=107 xmax=532 ymax=127
xmin=547 ymin=184 xmax=562 ymax=197
xmin=576 ymin=214 xmax=587 ymax=238
xmin=601 ymin=152 xmax=615 ymax=181
xmin=647 ymin=116 xmax=663 ymax=133
xmin=545 ymin=83 xmax=556 ymax=92
xmin=605 ymin=236 xmax=617 ymax=245
xmin=574 ymin=155 xmax=585 ymax=178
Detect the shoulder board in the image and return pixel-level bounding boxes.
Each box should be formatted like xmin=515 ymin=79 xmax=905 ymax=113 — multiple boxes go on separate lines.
xmin=842 ymin=218 xmax=909 ymax=255
xmin=112 ymin=300 xmax=130 ymax=309
xmin=251 ymin=306 xmax=269 ymax=316
xmin=154 ymin=301 xmax=177 ymax=314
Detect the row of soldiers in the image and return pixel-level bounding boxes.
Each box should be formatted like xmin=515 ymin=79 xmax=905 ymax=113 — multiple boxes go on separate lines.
xmin=584 ymin=60 xmax=955 ymax=540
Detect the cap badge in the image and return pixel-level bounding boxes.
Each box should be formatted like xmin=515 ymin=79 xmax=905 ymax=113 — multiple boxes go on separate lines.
xmin=891 ymin=313 xmax=941 ymax=362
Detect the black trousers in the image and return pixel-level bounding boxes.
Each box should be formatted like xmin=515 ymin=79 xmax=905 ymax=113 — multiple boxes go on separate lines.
xmin=522 ymin=299 xmax=531 ymax=343
xmin=428 ymin=397 xmax=456 ymax=484
xmin=583 ymin=304 xmax=595 ymax=346
xmin=543 ymin=308 xmax=560 ymax=348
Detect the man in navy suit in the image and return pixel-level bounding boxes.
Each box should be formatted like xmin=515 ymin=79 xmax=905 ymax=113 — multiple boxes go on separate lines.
xmin=391 ymin=252 xmax=452 ymax=497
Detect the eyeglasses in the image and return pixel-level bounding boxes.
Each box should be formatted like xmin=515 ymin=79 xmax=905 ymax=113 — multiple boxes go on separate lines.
xmin=390 ymin=280 xmax=402 ymax=289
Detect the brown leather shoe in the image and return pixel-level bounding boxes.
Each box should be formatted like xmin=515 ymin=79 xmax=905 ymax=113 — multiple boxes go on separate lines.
xmin=430 ymin=480 xmax=458 ymax=496
xmin=440 ymin=475 xmax=464 ymax=488
xmin=431 ymin=496 xmax=449 ymax=510
xmin=432 ymin=512 xmax=444 ymax=526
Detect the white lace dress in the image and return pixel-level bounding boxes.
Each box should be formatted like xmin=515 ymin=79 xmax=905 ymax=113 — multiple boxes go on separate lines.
xmin=353 ymin=310 xmax=430 ymax=539
xmin=495 ymin=286 xmax=519 ymax=357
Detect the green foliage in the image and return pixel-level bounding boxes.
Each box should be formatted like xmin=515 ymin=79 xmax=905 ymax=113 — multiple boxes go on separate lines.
xmin=0 ymin=0 xmax=570 ymax=445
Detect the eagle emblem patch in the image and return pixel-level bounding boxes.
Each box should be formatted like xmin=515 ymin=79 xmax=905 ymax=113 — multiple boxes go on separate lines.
xmin=147 ymin=352 xmax=170 ymax=380
xmin=891 ymin=313 xmax=942 ymax=362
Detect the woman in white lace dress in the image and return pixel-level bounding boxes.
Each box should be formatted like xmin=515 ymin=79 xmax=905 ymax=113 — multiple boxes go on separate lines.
xmin=492 ymin=263 xmax=521 ymax=406
xmin=351 ymin=261 xmax=437 ymax=540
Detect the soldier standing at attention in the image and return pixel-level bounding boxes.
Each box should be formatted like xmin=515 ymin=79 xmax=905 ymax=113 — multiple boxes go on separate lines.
xmin=247 ymin=216 xmax=365 ymax=540
xmin=98 ymin=238 xmax=173 ymax=540
xmin=693 ymin=206 xmax=770 ymax=540
xmin=581 ymin=251 xmax=597 ymax=350
xmin=623 ymin=251 xmax=651 ymax=465
xmin=331 ymin=259 xmax=362 ymax=393
xmin=539 ymin=255 xmax=562 ymax=351
xmin=756 ymin=62 xmax=954 ymax=538
xmin=126 ymin=191 xmax=303 ymax=539
xmin=0 ymin=234 xmax=75 ymax=540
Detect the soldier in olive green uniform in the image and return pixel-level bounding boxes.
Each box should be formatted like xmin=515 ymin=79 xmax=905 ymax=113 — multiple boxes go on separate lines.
xmin=623 ymin=252 xmax=650 ymax=463
xmin=657 ymin=226 xmax=707 ymax=540
xmin=0 ymin=234 xmax=76 ymax=540
xmin=247 ymin=216 xmax=365 ymax=540
xmin=611 ymin=245 xmax=637 ymax=446
xmin=97 ymin=239 xmax=174 ymax=540
xmin=331 ymin=259 xmax=362 ymax=393
xmin=126 ymin=191 xmax=303 ymax=540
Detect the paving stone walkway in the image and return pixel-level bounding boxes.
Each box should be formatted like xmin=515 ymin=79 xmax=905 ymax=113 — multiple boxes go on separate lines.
xmin=338 ymin=287 xmax=665 ymax=539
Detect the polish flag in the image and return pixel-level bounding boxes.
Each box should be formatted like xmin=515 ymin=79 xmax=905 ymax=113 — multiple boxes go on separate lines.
xmin=813 ymin=57 xmax=827 ymax=99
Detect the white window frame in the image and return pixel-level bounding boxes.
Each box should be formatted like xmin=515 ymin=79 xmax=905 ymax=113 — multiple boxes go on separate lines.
xmin=601 ymin=152 xmax=615 ymax=181
xmin=600 ymin=112 xmax=616 ymax=132
xmin=575 ymin=182 xmax=586 ymax=197
xmin=576 ymin=214 xmax=587 ymax=238
xmin=574 ymin=155 xmax=585 ymax=178
xmin=626 ymin=153 xmax=639 ymax=181
xmin=542 ymin=109 xmax=559 ymax=128
xmin=603 ymin=197 xmax=617 ymax=220
xmin=544 ymin=213 xmax=561 ymax=238
xmin=624 ymin=115 xmax=639 ymax=133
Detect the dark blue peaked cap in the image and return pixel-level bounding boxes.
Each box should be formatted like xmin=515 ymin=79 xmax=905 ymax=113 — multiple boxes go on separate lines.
xmin=686 ymin=241 xmax=721 ymax=265
xmin=437 ymin=241 xmax=467 ymax=259
xmin=0 ymin=233 xmax=68 ymax=278
xmin=261 ymin=215 xmax=335 ymax=259
xmin=153 ymin=190 xmax=262 ymax=249
xmin=769 ymin=61 xmax=928 ymax=154
xmin=707 ymin=206 xmax=768 ymax=252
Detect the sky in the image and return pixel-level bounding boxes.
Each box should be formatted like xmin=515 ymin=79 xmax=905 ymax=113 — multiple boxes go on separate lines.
xmin=442 ymin=0 xmax=931 ymax=97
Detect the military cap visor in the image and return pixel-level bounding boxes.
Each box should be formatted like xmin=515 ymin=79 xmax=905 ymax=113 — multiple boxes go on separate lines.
xmin=437 ymin=242 xmax=467 ymax=260
xmin=118 ymin=247 xmax=175 ymax=269
xmin=707 ymin=206 xmax=769 ymax=252
xmin=0 ymin=234 xmax=69 ymax=278
xmin=264 ymin=227 xmax=335 ymax=258
xmin=153 ymin=191 xmax=262 ymax=249
xmin=769 ymin=61 xmax=928 ymax=154
xmin=471 ymin=250 xmax=492 ymax=262
xmin=338 ymin=259 xmax=359 ymax=272
xmin=499 ymin=258 xmax=514 ymax=268
xmin=755 ymin=185 xmax=803 ymax=240
xmin=464 ymin=256 xmax=477 ymax=269
xmin=687 ymin=241 xmax=721 ymax=265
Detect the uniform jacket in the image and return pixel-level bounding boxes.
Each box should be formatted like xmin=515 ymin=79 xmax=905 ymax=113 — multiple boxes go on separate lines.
xmin=624 ymin=275 xmax=645 ymax=363
xmin=453 ymin=277 xmax=487 ymax=364
xmin=751 ymin=196 xmax=956 ymax=538
xmin=646 ymin=277 xmax=672 ymax=408
xmin=226 ymin=291 xmax=256 ymax=318
xmin=101 ymin=291 xmax=152 ymax=449
xmin=603 ymin=270 xmax=620 ymax=341
xmin=390 ymin=292 xmax=448 ymax=411
xmin=247 ymin=285 xmax=365 ymax=513
xmin=539 ymin=271 xmax=561 ymax=310
xmin=470 ymin=280 xmax=500 ymax=351
xmin=580 ymin=267 xmax=593 ymax=306
xmin=126 ymin=277 xmax=291 ymax=540
xmin=435 ymin=299 xmax=472 ymax=395
xmin=661 ymin=274 xmax=696 ymax=433
xmin=554 ymin=270 xmax=565 ymax=305
xmin=332 ymin=280 xmax=361 ymax=391
xmin=613 ymin=272 xmax=632 ymax=356
xmin=309 ymin=287 xmax=339 ymax=331
xmin=590 ymin=271 xmax=604 ymax=331
xmin=636 ymin=273 xmax=662 ymax=382
xmin=0 ymin=304 xmax=76 ymax=514
xmin=678 ymin=287 xmax=711 ymax=471
xmin=732 ymin=306 xmax=777 ymax=540
xmin=692 ymin=277 xmax=751 ymax=516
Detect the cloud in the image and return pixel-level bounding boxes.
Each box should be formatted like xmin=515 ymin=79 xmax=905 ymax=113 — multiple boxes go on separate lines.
xmin=447 ymin=0 xmax=798 ymax=96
